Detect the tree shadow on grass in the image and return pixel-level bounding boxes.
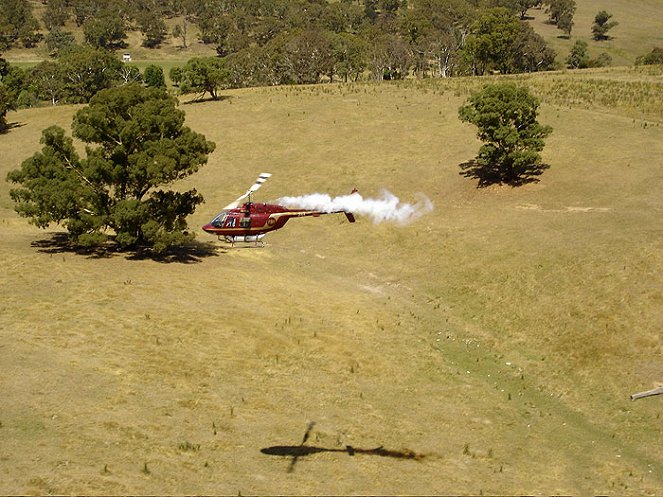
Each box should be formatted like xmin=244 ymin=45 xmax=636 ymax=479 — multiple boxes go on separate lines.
xmin=181 ymin=94 xmax=233 ymax=105
xmin=459 ymin=159 xmax=551 ymax=188
xmin=31 ymin=232 xmax=222 ymax=263
xmin=1 ymin=121 xmax=27 ymax=134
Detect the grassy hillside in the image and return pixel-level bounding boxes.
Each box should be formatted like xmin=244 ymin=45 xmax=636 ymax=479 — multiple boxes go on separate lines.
xmin=4 ymin=0 xmax=661 ymax=69
xmin=1 ymin=67 xmax=662 ymax=495
xmin=527 ymin=0 xmax=663 ymax=66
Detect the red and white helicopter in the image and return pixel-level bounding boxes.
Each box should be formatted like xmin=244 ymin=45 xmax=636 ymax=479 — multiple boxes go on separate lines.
xmin=202 ymin=173 xmax=355 ymax=245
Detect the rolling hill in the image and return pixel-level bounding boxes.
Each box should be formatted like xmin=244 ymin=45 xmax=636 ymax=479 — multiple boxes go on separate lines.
xmin=1 ymin=64 xmax=662 ymax=494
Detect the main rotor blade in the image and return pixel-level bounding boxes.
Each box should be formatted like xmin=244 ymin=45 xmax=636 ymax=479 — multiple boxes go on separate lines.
xmin=223 ymin=172 xmax=272 ymax=210
xmin=248 ymin=172 xmax=272 ymax=193
xmin=301 ymin=421 xmax=316 ymax=445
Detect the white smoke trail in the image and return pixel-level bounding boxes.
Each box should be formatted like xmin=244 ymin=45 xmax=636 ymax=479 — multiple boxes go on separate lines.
xmin=277 ymin=189 xmax=434 ymax=225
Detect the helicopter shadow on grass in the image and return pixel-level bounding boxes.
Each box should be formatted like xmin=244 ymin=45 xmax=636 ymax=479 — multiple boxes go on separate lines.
xmin=458 ymin=159 xmax=551 ymax=188
xmin=260 ymin=422 xmax=431 ymax=474
xmin=31 ymin=232 xmax=221 ymax=263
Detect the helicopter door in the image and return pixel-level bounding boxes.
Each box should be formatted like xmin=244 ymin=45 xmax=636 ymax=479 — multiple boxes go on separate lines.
xmin=224 ymin=215 xmax=237 ymax=228
xmin=239 ymin=216 xmax=251 ymax=228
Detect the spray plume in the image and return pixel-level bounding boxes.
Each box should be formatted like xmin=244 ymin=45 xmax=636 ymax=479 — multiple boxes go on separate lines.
xmin=277 ymin=190 xmax=434 ymax=225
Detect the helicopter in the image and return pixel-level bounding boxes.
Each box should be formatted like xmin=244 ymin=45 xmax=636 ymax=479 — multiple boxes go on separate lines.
xmin=202 ymin=173 xmax=355 ymax=245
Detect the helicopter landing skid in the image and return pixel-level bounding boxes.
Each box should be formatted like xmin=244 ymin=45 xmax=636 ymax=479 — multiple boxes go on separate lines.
xmin=221 ymin=234 xmax=266 ymax=248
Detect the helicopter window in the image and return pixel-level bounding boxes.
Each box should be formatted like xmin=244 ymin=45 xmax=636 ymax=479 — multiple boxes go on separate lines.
xmin=210 ymin=212 xmax=228 ymax=228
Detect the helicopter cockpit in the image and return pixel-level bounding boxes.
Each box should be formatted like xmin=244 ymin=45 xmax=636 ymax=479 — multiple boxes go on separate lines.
xmin=210 ymin=211 xmax=228 ymax=228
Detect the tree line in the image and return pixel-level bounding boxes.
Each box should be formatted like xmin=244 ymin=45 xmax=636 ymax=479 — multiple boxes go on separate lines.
xmin=0 ymin=0 xmax=562 ymax=110
xmin=0 ymin=0 xmax=650 ymax=126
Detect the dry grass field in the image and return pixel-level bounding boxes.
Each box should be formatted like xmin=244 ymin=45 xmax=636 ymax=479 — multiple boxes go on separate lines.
xmin=1 ymin=66 xmax=662 ymax=495
xmin=527 ymin=0 xmax=663 ymax=66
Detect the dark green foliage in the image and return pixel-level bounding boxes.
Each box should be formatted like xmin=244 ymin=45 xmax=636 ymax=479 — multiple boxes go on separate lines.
xmin=27 ymin=60 xmax=65 ymax=104
xmin=458 ymin=83 xmax=552 ymax=186
xmin=591 ymin=52 xmax=611 ymax=68
xmin=7 ymin=85 xmax=216 ymax=252
xmin=0 ymin=85 xmax=13 ymax=131
xmin=42 ymin=0 xmax=70 ymax=30
xmin=143 ymin=64 xmax=165 ymax=88
xmin=2 ymin=0 xmax=561 ymax=91
xmin=0 ymin=0 xmax=42 ymax=49
xmin=45 ymin=28 xmax=76 ymax=57
xmin=118 ymin=64 xmax=142 ymax=85
xmin=138 ymin=12 xmax=168 ymax=48
xmin=592 ymin=11 xmax=618 ymax=41
xmin=83 ymin=12 xmax=128 ymax=49
xmin=566 ymin=40 xmax=589 ymax=69
xmin=55 ymin=45 xmax=123 ymax=102
xmin=282 ymin=29 xmax=336 ymax=84
xmin=174 ymin=57 xmax=229 ymax=100
xmin=464 ymin=8 xmax=555 ymax=75
xmin=556 ymin=9 xmax=574 ymax=37
xmin=543 ymin=0 xmax=576 ymax=37
xmin=398 ymin=0 xmax=474 ymax=78
xmin=330 ymin=32 xmax=367 ymax=82
xmin=635 ymin=47 xmax=663 ymax=66
xmin=566 ymin=40 xmax=611 ymax=69
xmin=515 ymin=0 xmax=539 ymax=19
xmin=0 ymin=58 xmax=25 ymax=102
xmin=0 ymin=57 xmax=18 ymax=130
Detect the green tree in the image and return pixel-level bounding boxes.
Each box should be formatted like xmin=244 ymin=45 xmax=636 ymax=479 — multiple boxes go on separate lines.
xmin=169 ymin=66 xmax=183 ymax=86
xmin=362 ymin=26 xmax=411 ymax=81
xmin=44 ymin=28 xmax=76 ymax=57
xmin=401 ymin=0 xmax=473 ymax=78
xmin=635 ymin=47 xmax=663 ymax=66
xmin=282 ymin=29 xmax=336 ymax=84
xmin=0 ymin=0 xmax=42 ymax=49
xmin=42 ymin=0 xmax=70 ymax=30
xmin=590 ymin=52 xmax=611 ymax=67
xmin=118 ymin=64 xmax=142 ymax=85
xmin=0 ymin=84 xmax=15 ymax=130
xmin=321 ymin=1 xmax=364 ymax=33
xmin=463 ymin=8 xmax=549 ymax=75
xmin=330 ymin=32 xmax=367 ymax=82
xmin=566 ymin=39 xmax=589 ymax=69
xmin=0 ymin=57 xmax=17 ymax=130
xmin=557 ymin=9 xmax=573 ymax=37
xmin=28 ymin=60 xmax=65 ymax=104
xmin=138 ymin=12 xmax=168 ymax=48
xmin=175 ymin=57 xmax=229 ymax=100
xmin=172 ymin=21 xmax=188 ymax=48
xmin=83 ymin=12 xmax=128 ymax=49
xmin=543 ymin=0 xmax=576 ymax=37
xmin=1 ymin=58 xmax=27 ymax=103
xmin=515 ymin=0 xmax=538 ymax=19
xmin=458 ymin=83 xmax=552 ymax=186
xmin=592 ymin=10 xmax=618 ymax=41
xmin=143 ymin=64 xmax=165 ymax=88
xmin=57 ymin=45 xmax=123 ymax=102
xmin=7 ymin=85 xmax=216 ymax=252
xmin=71 ymin=0 xmax=101 ymax=26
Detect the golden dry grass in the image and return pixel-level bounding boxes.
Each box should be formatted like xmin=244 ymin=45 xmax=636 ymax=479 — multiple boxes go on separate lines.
xmin=1 ymin=69 xmax=663 ymax=495
xmin=527 ymin=0 xmax=663 ymax=66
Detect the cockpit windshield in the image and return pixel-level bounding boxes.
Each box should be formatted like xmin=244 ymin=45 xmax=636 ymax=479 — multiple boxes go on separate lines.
xmin=210 ymin=212 xmax=228 ymax=228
